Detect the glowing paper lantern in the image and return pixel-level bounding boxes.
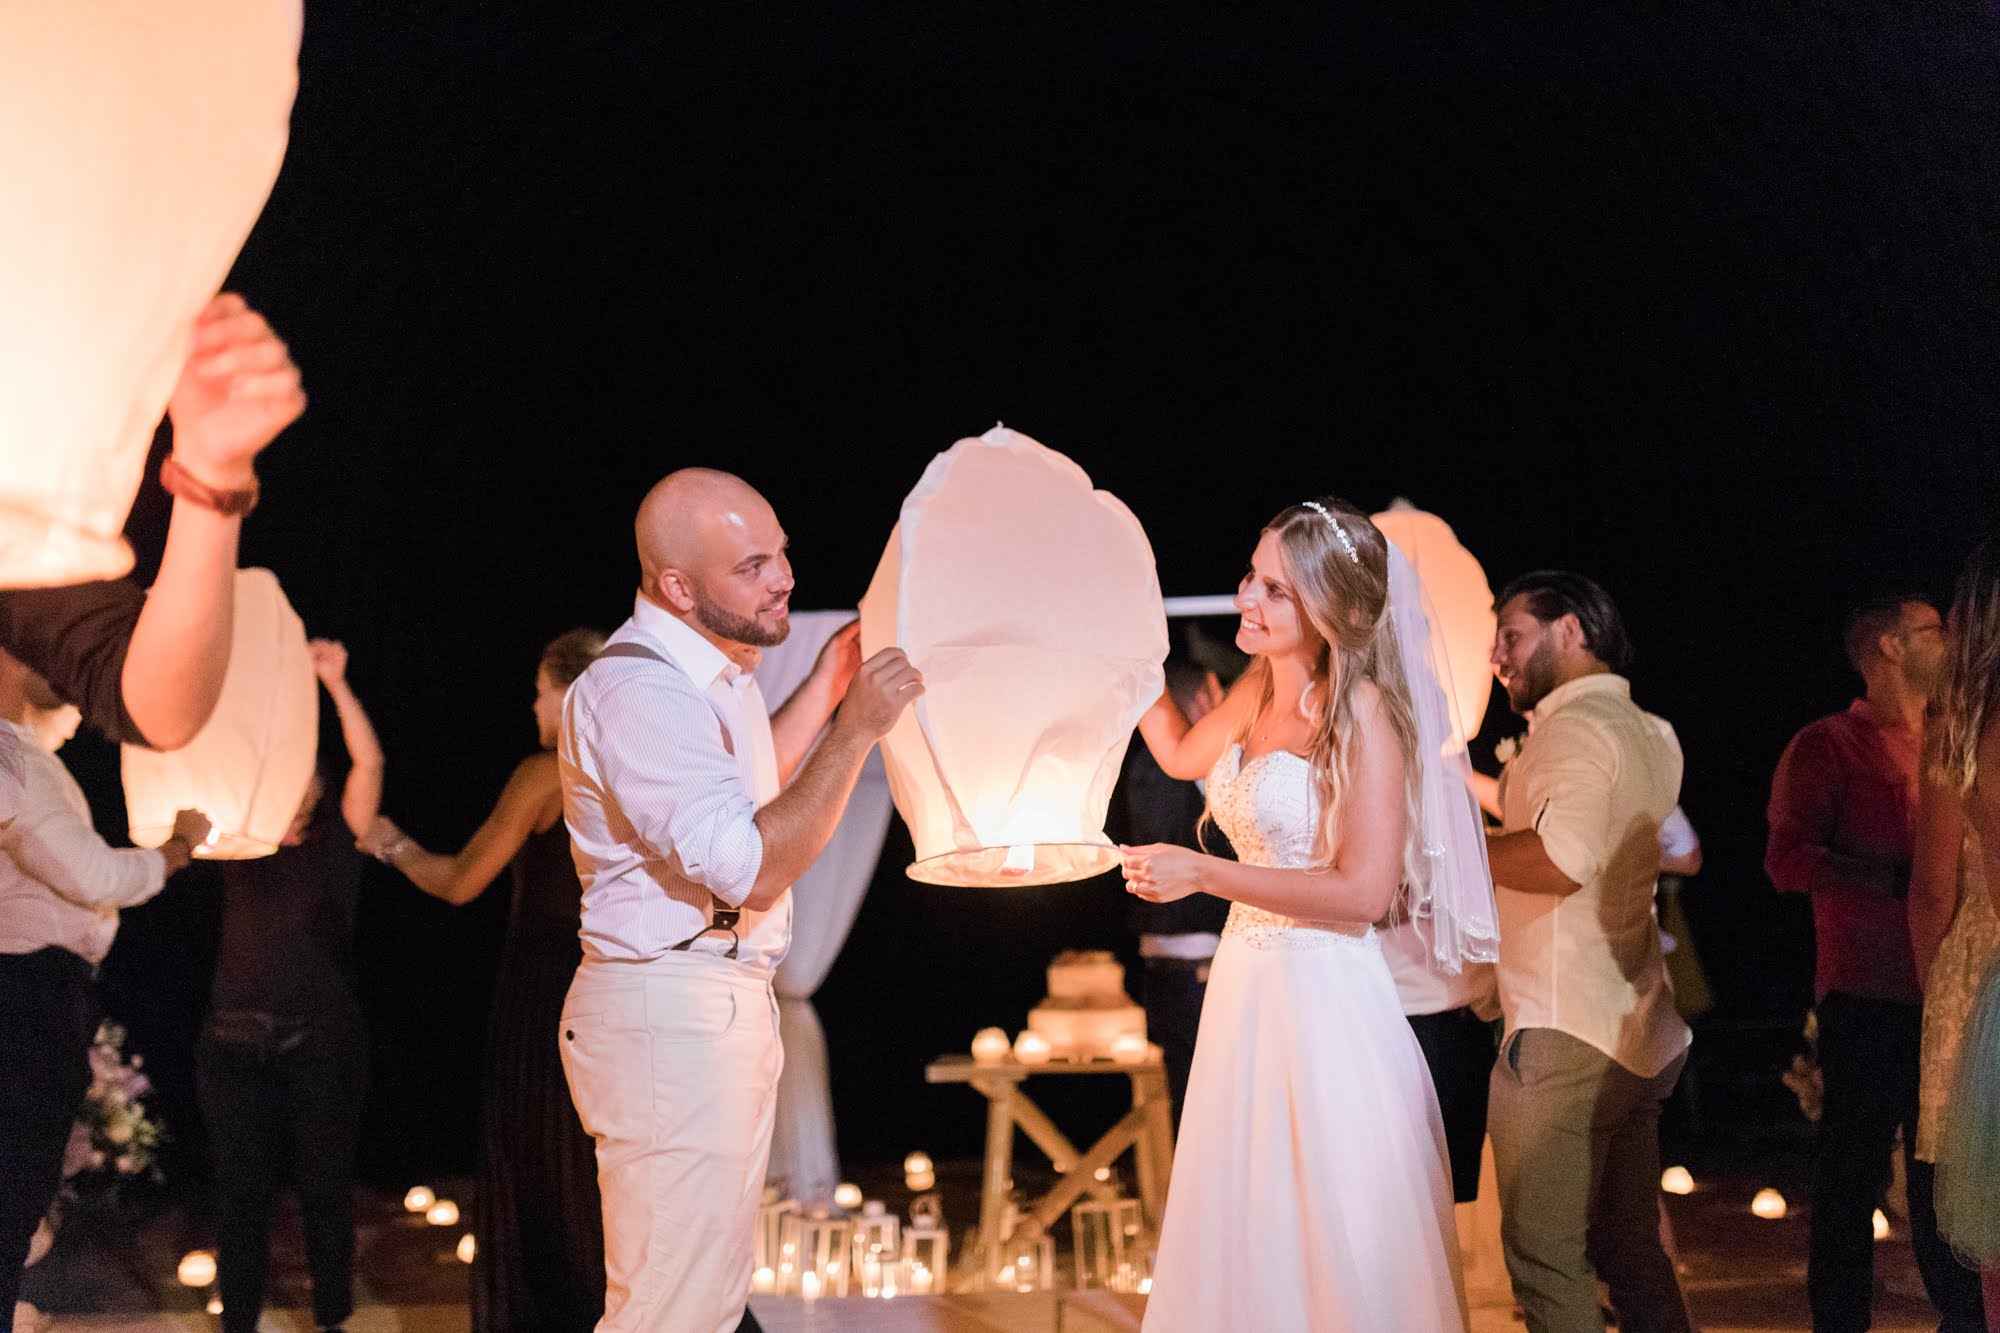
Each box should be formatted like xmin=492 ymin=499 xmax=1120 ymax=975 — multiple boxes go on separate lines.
xmin=0 ymin=2 xmax=299 ymax=587
xmin=403 ymin=1186 xmax=436 ymax=1214
xmin=1013 ymin=1030 xmax=1053 ymax=1066
xmin=1751 ymin=1188 xmax=1788 ymax=1220
xmin=971 ymin=1027 xmax=1011 ymax=1065
xmin=860 ymin=426 xmax=1167 ymax=886
xmin=122 ymin=568 xmax=317 ymax=857
xmin=1659 ymin=1166 xmax=1695 ymax=1196
xmin=426 ymin=1199 xmax=460 ymax=1227
xmin=1370 ymin=502 xmax=1497 ymax=751
xmin=177 ymin=1250 xmax=217 ymax=1287
xmin=456 ymin=1234 xmax=477 ymax=1264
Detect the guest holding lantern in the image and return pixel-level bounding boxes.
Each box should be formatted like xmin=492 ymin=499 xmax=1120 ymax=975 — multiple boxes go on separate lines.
xmin=362 ymin=629 xmax=609 ymax=1333
xmin=0 ymin=295 xmax=307 ymax=751
xmin=197 ymin=638 xmax=380 ymax=1333
xmin=0 ymin=651 xmax=211 ymax=1321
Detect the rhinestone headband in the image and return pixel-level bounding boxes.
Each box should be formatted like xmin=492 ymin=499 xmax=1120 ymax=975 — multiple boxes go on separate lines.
xmin=1301 ymin=500 xmax=1359 ymax=564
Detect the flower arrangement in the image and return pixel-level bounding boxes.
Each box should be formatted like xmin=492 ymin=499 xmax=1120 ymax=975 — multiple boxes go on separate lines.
xmin=67 ymin=1020 xmax=167 ymax=1184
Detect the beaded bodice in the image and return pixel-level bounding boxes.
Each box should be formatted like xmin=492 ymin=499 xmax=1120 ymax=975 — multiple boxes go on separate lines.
xmin=1208 ymin=744 xmax=1376 ymax=952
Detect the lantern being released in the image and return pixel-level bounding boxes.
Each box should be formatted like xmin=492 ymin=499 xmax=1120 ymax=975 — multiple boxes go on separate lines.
xmin=122 ymin=568 xmax=318 ymax=858
xmin=860 ymin=427 xmax=1167 ymax=886
xmin=0 ymin=1 xmax=300 ymax=587
xmin=1369 ymin=502 xmax=1496 ymax=751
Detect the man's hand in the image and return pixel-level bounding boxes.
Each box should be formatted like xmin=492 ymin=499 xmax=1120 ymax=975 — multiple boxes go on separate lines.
xmin=808 ymin=620 xmax=863 ymax=704
xmin=833 ymin=648 xmax=923 ymax=740
xmin=171 ymin=808 xmax=214 ymax=848
xmin=167 ymin=293 xmax=306 ymax=489
xmin=307 ymin=638 xmax=349 ymax=687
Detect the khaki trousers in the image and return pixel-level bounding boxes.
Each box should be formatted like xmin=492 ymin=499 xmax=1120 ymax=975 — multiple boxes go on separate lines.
xmin=561 ymin=951 xmax=783 ymax=1333
xmin=1489 ymin=1027 xmax=1691 ymax=1333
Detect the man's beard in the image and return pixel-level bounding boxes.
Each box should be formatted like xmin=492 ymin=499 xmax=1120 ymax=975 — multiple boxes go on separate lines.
xmin=1504 ymin=638 xmax=1560 ymax=715
xmin=694 ymin=588 xmax=791 ymax=648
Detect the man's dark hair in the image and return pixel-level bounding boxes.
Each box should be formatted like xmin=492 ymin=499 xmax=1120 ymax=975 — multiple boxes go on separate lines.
xmin=1842 ymin=594 xmax=1929 ymax=675
xmin=1495 ymin=570 xmax=1634 ymax=674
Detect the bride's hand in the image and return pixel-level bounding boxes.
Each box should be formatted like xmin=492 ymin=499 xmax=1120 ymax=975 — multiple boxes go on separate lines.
xmin=1120 ymin=843 xmax=1205 ymax=903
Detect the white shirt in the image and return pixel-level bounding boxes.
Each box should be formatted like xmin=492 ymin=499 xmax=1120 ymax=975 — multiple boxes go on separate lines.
xmin=560 ymin=596 xmax=790 ymax=972
xmin=1494 ymin=674 xmax=1689 ymax=1077
xmin=1380 ymin=920 xmax=1499 ymax=1018
xmin=0 ymin=720 xmax=168 ymax=966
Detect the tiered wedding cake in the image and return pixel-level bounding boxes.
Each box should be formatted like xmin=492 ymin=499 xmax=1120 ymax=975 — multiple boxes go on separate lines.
xmin=1027 ymin=950 xmax=1145 ymax=1059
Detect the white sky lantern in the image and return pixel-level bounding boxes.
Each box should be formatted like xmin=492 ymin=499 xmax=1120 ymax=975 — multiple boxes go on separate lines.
xmin=122 ymin=568 xmax=317 ymax=857
xmin=1369 ymin=502 xmax=1496 ymax=752
xmin=0 ymin=2 xmax=299 ymax=587
xmin=860 ymin=426 xmax=1166 ymax=886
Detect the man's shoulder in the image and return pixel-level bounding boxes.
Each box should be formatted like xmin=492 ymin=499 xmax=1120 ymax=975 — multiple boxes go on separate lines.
xmin=1782 ymin=708 xmax=1862 ymax=757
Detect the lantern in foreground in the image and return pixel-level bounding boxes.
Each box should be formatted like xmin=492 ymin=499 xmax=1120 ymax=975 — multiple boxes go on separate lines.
xmin=0 ymin=1 xmax=299 ymax=588
xmin=1370 ymin=502 xmax=1496 ymax=751
xmin=860 ymin=426 xmax=1166 ymax=885
xmin=122 ymin=568 xmax=317 ymax=858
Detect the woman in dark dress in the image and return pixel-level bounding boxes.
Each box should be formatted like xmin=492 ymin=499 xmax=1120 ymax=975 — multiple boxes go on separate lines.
xmin=362 ymin=629 xmax=605 ymax=1333
xmin=200 ymin=639 xmax=381 ymax=1333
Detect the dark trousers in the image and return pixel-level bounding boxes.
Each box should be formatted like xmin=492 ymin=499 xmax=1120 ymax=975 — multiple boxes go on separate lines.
xmin=1407 ymin=1004 xmax=1496 ymax=1203
xmin=197 ymin=1007 xmax=367 ymax=1333
xmin=0 ymin=948 xmax=98 ymax=1315
xmin=1811 ymin=992 xmax=1985 ymax=1333
xmin=1140 ymin=955 xmax=1211 ymax=1133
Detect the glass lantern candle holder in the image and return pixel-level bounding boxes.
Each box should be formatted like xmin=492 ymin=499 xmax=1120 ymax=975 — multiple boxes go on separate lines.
xmin=851 ymin=1212 xmax=899 ymax=1272
xmin=755 ymin=1197 xmax=798 ymax=1278
xmin=1070 ymin=1197 xmax=1145 ymax=1289
xmin=1000 ymin=1231 xmax=1057 ymax=1293
xmin=788 ymin=1214 xmax=854 ymax=1297
xmin=901 ymin=1226 xmax=949 ymax=1295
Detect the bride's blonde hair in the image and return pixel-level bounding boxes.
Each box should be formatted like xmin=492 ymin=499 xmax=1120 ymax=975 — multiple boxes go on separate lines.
xmin=1211 ymin=497 xmax=1425 ymax=912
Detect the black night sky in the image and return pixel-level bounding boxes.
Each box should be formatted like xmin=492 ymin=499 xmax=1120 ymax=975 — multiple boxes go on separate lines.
xmin=58 ymin=5 xmax=2000 ymax=1193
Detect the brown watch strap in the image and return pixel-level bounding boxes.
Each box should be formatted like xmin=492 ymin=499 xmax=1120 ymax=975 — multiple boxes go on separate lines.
xmin=161 ymin=454 xmax=260 ymax=517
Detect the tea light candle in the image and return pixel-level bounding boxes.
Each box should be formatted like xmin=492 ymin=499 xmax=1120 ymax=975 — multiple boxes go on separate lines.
xmin=1659 ymin=1165 xmax=1694 ymax=1196
xmin=403 ymin=1185 xmax=436 ymax=1214
xmin=426 ymin=1199 xmax=460 ymax=1227
xmin=1751 ymin=1188 xmax=1788 ymax=1220
xmin=751 ymin=1266 xmax=776 ymax=1294
xmin=910 ymin=1260 xmax=934 ymax=1294
xmin=456 ymin=1234 xmax=477 ymax=1264
xmin=971 ymin=1026 xmax=1011 ymax=1064
xmin=833 ymin=1181 xmax=863 ymax=1211
xmin=801 ymin=1270 xmax=822 ymax=1303
xmin=177 ymin=1251 xmax=217 ymax=1287
xmin=1013 ymin=1030 xmax=1053 ymax=1065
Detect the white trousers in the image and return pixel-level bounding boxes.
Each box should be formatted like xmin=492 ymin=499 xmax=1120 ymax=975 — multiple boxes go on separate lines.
xmin=561 ymin=951 xmax=783 ymax=1333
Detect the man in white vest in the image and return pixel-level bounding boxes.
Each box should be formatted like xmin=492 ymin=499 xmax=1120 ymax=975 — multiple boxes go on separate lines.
xmin=557 ymin=468 xmax=921 ymax=1333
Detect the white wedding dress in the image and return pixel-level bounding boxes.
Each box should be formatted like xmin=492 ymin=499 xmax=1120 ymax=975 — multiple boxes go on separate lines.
xmin=1142 ymin=744 xmax=1468 ymax=1333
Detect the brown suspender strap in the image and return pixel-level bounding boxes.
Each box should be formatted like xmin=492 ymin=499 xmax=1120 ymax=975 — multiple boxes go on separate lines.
xmin=586 ymin=640 xmax=744 ymax=958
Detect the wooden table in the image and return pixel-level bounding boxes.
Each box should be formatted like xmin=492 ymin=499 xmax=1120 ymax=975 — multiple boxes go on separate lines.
xmin=925 ymin=1053 xmax=1176 ymax=1287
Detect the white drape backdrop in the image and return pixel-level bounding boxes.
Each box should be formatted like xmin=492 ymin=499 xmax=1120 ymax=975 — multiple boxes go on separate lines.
xmin=754 ymin=611 xmax=894 ymax=1203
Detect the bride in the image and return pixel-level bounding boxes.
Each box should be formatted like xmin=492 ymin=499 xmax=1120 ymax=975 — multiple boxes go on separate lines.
xmin=1123 ymin=496 xmax=1496 ymax=1332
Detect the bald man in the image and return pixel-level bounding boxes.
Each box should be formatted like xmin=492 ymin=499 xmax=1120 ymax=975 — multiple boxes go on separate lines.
xmin=557 ymin=469 xmax=921 ymax=1333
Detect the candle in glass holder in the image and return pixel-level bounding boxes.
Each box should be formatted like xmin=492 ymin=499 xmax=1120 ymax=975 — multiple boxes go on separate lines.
xmin=1013 ymin=1030 xmax=1053 ymax=1065
xmin=1110 ymin=1032 xmax=1148 ymax=1065
xmin=801 ymin=1270 xmax=822 ymax=1303
xmin=971 ymin=1026 xmax=1011 ymax=1064
xmin=910 ymin=1259 xmax=934 ymax=1294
